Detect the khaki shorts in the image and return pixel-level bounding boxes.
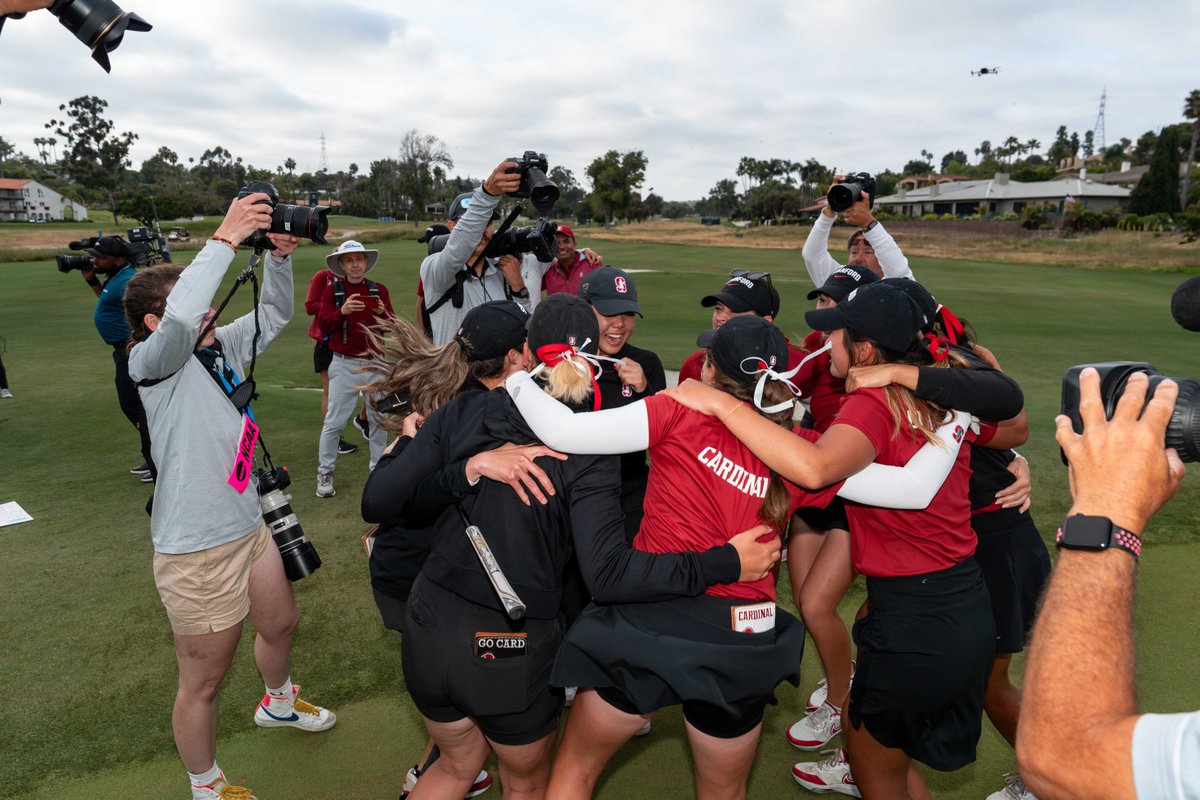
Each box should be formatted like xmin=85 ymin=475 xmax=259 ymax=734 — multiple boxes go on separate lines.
xmin=153 ymin=523 xmax=272 ymax=636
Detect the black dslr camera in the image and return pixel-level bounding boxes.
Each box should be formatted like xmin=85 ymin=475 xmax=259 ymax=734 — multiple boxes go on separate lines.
xmin=505 ymin=151 xmax=559 ymax=213
xmin=236 ymin=180 xmax=331 ymax=251
xmin=827 ymin=172 xmax=877 ymax=213
xmin=256 ymin=466 xmax=322 ymax=581
xmin=484 ymin=218 xmax=558 ymax=262
xmin=1061 ymin=362 xmax=1200 ymax=463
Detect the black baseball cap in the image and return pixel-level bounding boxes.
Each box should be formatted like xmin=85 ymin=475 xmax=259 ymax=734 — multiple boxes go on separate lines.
xmin=85 ymin=236 xmax=132 ymax=259
xmin=527 ymin=294 xmax=599 ymax=359
xmin=418 ymin=223 xmax=450 ymax=243
xmin=804 ymin=282 xmax=923 ymax=354
xmin=701 ymin=270 xmax=780 ymax=318
xmin=579 ymin=266 xmax=643 ymax=317
xmin=448 ymin=191 xmax=501 ymax=222
xmin=880 ymin=278 xmax=936 ymax=333
xmin=807 ymin=264 xmax=878 ymax=303
xmin=700 ymin=315 xmax=789 ymax=386
xmin=455 ymin=301 xmax=529 ymax=362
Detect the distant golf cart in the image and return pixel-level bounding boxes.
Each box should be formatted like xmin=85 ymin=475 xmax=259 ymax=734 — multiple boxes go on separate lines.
xmin=167 ymin=227 xmax=191 ymax=242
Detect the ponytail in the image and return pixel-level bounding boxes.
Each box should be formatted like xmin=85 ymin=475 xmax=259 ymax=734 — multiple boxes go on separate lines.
xmin=361 ymin=318 xmax=469 ymax=432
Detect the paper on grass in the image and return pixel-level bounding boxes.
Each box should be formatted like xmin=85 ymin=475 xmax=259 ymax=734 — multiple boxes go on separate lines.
xmin=0 ymin=501 xmax=33 ymax=527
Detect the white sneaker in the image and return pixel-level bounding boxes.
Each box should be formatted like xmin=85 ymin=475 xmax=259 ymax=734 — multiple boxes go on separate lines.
xmin=787 ymin=701 xmax=842 ymax=750
xmin=0 ymin=389 xmax=11 ymax=399
xmin=316 ymin=472 xmax=335 ymax=498
xmin=192 ymin=776 xmax=257 ymax=799
xmin=633 ymin=721 xmax=652 ymax=737
xmin=986 ymin=772 xmax=1039 ymax=800
xmin=253 ymin=687 xmax=336 ymax=732
xmin=792 ymin=748 xmax=860 ymax=797
xmin=807 ymin=660 xmax=855 ymax=713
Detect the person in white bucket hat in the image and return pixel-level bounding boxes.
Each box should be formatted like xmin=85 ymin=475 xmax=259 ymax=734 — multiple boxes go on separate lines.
xmin=312 ymin=239 xmax=394 ymax=497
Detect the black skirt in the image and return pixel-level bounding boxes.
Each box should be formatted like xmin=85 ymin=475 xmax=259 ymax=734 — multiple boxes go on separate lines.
xmin=552 ymin=593 xmax=806 ymax=717
xmin=972 ymin=508 xmax=1052 ymax=654
xmin=848 ymin=558 xmax=995 ymax=771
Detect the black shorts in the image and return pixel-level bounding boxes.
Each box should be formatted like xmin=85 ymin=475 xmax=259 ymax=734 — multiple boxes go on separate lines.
xmin=313 ymin=339 xmax=333 ymax=373
xmin=849 ymin=559 xmax=994 ymax=771
xmin=553 ymin=594 xmax=805 ymax=739
xmin=971 ymin=508 xmax=1052 ymax=654
xmin=402 ymin=576 xmax=563 ymax=746
xmin=794 ymin=496 xmax=849 ymax=533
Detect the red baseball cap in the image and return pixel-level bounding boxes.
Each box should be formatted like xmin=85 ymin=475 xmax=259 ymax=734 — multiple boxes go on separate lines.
xmin=555 ymin=224 xmax=576 ymax=241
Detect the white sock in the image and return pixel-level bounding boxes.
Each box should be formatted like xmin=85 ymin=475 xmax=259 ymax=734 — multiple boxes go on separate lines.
xmin=188 ymin=762 xmax=223 ymax=797
xmin=265 ymin=677 xmax=295 ymax=709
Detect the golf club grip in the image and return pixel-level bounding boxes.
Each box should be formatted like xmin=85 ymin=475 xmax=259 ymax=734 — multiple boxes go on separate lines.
xmin=465 ymin=524 xmax=526 ymax=620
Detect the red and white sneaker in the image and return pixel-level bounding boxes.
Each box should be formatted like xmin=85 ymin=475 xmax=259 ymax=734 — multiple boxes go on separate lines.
xmin=792 ymin=748 xmax=861 ymax=797
xmin=806 ymin=661 xmax=855 ymax=713
xmin=787 ymin=701 xmax=842 ymax=750
xmin=401 ymin=765 xmax=493 ymax=798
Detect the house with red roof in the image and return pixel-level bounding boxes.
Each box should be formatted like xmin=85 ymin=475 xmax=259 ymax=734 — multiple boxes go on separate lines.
xmin=0 ymin=178 xmax=89 ymax=222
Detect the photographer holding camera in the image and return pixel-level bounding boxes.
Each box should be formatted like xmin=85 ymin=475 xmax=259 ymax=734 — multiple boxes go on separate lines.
xmin=420 ymin=158 xmax=556 ymax=346
xmin=75 ymin=235 xmax=152 ymax=478
xmin=802 ymin=174 xmax=913 ymax=285
xmin=124 ymin=193 xmax=335 ymax=800
xmin=1017 ymin=368 xmax=1191 ymax=800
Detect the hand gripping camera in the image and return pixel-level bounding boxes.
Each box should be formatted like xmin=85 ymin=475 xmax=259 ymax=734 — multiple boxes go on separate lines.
xmin=236 ymin=181 xmax=331 ymax=251
xmin=505 ymin=151 xmax=559 ymax=213
xmin=256 ymin=466 xmax=322 ymax=581
xmin=827 ymin=172 xmax=877 ymax=213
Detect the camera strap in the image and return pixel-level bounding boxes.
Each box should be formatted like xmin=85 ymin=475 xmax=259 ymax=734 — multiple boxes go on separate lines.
xmin=332 ymin=277 xmax=380 ymax=344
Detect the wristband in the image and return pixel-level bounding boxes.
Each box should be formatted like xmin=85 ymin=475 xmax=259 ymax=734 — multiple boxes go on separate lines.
xmin=85 ymin=276 xmax=101 ymax=287
xmin=864 ymin=220 xmax=880 ymax=233
xmin=511 ymin=286 xmax=530 ymax=299
xmin=209 ymin=236 xmax=238 ymax=255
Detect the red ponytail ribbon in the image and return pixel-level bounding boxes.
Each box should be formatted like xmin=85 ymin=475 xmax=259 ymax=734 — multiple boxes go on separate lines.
xmin=936 ymin=304 xmax=965 ymax=345
xmin=534 ymin=343 xmax=602 ymax=410
xmin=924 ymin=333 xmax=952 ymax=362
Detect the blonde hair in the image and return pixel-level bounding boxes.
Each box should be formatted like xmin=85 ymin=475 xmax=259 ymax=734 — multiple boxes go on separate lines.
xmin=536 ymin=355 xmax=595 ymax=406
xmin=707 ymin=356 xmax=796 ymax=536
xmin=843 ymin=330 xmax=968 ymax=445
xmin=360 ymin=318 xmax=469 ymax=433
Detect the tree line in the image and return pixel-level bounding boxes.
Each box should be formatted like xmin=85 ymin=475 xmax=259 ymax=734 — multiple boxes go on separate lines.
xmin=1 ymin=90 xmax=1197 ymax=226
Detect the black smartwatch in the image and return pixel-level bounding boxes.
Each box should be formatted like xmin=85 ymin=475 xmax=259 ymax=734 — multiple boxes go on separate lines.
xmin=863 ymin=220 xmax=880 ymax=234
xmin=511 ymin=286 xmax=530 ymax=299
xmin=1056 ymin=514 xmax=1141 ymax=559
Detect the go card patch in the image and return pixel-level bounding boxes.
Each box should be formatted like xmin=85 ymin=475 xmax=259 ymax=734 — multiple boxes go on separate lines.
xmin=730 ymin=602 xmax=775 ymax=634
xmin=474 ymin=631 xmax=528 ymax=660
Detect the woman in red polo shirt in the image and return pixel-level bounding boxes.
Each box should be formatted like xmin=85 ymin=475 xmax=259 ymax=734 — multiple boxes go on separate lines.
xmin=666 ymin=282 xmax=996 ymax=799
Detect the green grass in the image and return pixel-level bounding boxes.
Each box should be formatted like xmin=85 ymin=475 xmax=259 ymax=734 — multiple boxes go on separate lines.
xmin=3 ymin=240 xmax=1200 ymax=799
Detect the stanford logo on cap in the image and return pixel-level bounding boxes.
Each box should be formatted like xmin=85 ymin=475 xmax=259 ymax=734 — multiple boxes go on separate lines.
xmin=615 ymin=277 xmax=628 ymax=294
xmin=621 ymin=384 xmax=632 ymax=397
xmin=568 ymin=335 xmax=577 ymax=346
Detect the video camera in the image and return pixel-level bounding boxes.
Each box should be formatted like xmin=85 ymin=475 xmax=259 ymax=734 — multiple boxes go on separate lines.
xmin=827 ymin=172 xmax=877 ymax=213
xmin=505 ymin=151 xmax=559 ymax=213
xmin=1061 ymin=362 xmax=1200 ymax=463
xmin=57 ymin=234 xmax=109 ymax=272
xmin=256 ymin=466 xmax=322 ymax=581
xmin=236 ymin=180 xmax=331 ymax=252
xmin=126 ymin=226 xmax=170 ymax=266
xmin=484 ymin=218 xmax=558 ymax=262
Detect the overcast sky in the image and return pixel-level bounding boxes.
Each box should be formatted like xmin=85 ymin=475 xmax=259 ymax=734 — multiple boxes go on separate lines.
xmin=2 ymin=0 xmax=1197 ymax=200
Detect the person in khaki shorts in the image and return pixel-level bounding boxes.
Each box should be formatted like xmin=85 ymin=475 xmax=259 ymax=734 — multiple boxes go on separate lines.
xmin=125 ymin=192 xmax=335 ymax=800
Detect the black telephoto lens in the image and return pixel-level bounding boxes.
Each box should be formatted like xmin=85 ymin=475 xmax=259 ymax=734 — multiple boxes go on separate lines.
xmin=827 ymin=182 xmax=861 ymax=213
xmin=56 ymin=254 xmax=94 ymax=272
xmin=273 ymin=203 xmax=330 ymax=245
xmin=49 ymin=0 xmax=151 ymax=73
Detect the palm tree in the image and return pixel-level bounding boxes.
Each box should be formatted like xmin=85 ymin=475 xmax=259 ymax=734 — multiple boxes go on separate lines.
xmin=1026 ymin=139 xmax=1041 ymax=159
xmin=1003 ymin=136 xmax=1022 ymax=167
xmin=1181 ymin=89 xmax=1200 ymax=209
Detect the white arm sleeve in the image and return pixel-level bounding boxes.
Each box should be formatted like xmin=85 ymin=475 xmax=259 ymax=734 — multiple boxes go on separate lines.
xmin=864 ymin=222 xmax=914 ymax=279
xmin=836 ymin=410 xmax=970 ymax=509
xmin=801 ymin=213 xmax=842 ymax=286
xmin=505 ymin=371 xmax=650 ymax=453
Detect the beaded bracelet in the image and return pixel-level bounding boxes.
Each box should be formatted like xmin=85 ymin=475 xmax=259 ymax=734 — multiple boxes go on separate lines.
xmin=209 ymin=236 xmax=238 ymax=254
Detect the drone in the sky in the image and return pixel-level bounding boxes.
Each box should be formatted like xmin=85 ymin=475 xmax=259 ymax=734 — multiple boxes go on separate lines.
xmin=971 ymin=67 xmax=1001 ymax=76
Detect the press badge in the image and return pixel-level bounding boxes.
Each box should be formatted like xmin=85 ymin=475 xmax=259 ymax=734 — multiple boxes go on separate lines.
xmin=473 ymin=631 xmax=528 ymax=660
xmin=227 ymin=415 xmax=260 ymax=494
xmin=730 ymin=602 xmax=775 ymax=634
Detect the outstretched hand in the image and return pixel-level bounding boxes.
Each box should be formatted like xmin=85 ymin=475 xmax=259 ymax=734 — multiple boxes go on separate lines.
xmin=1055 ymin=368 xmax=1185 ymax=534
xmin=728 ymin=524 xmax=782 ymax=581
xmin=466 ymin=442 xmax=568 ymax=506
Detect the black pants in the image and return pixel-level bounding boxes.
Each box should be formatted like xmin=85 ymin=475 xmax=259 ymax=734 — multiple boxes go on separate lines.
xmin=0 ymin=350 xmax=7 ymax=390
xmin=112 ymin=345 xmax=154 ymax=472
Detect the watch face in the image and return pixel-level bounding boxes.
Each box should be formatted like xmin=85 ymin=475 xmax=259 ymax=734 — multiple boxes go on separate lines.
xmin=1060 ymin=515 xmax=1113 ymax=549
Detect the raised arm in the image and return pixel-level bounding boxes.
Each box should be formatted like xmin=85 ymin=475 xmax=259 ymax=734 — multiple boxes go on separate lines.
xmin=506 ymin=371 xmax=650 ymax=453
xmin=217 ymin=234 xmax=298 ymax=364
xmin=801 ymin=213 xmax=842 ymax=286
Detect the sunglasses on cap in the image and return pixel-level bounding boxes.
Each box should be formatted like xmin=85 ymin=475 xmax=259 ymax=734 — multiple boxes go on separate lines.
xmin=729 ymin=268 xmax=773 ymax=291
